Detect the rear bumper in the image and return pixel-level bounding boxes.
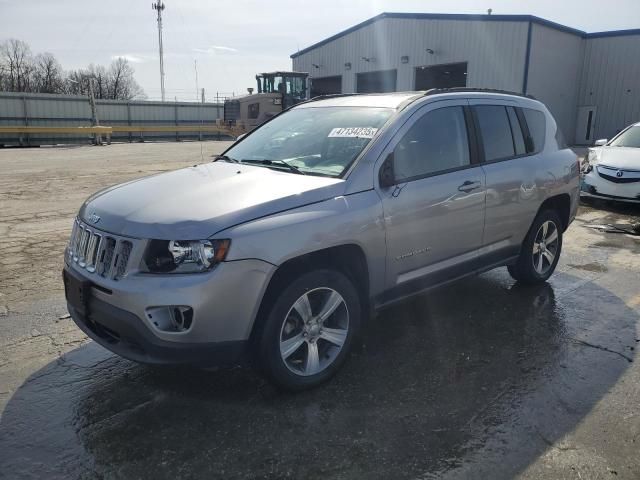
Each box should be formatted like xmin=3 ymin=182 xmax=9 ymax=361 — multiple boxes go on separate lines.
xmin=68 ymin=297 xmax=248 ymax=366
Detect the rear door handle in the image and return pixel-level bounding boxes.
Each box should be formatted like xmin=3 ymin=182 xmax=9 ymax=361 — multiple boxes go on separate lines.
xmin=457 ymin=180 xmax=481 ymax=193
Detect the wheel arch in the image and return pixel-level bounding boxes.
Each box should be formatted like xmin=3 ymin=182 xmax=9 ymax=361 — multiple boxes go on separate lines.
xmin=249 ymin=244 xmax=370 ymax=344
xmin=538 ymin=193 xmax=571 ymax=231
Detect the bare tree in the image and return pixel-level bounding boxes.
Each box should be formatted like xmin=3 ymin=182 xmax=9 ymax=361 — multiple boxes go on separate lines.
xmin=63 ymin=69 xmax=86 ymax=95
xmin=0 ymin=39 xmax=34 ymax=92
xmin=63 ymin=65 xmax=109 ymax=99
xmin=87 ymin=64 xmax=108 ymax=99
xmin=107 ymin=57 xmax=145 ymax=100
xmin=33 ymin=52 xmax=64 ymax=93
xmin=0 ymin=39 xmax=146 ymax=99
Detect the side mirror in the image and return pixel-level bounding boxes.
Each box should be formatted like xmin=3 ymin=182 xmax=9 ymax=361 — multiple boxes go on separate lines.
xmin=594 ymin=138 xmax=608 ymax=146
xmin=379 ymin=152 xmax=396 ymax=188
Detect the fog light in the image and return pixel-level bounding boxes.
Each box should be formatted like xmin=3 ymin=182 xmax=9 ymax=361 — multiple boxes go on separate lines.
xmin=146 ymin=306 xmax=193 ymax=332
xmin=171 ymin=306 xmax=193 ymax=331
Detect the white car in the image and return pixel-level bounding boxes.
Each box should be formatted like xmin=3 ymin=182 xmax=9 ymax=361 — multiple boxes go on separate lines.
xmin=581 ymin=122 xmax=640 ymax=203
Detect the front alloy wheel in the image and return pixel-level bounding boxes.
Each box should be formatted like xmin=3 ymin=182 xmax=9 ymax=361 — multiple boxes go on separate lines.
xmin=279 ymin=288 xmax=349 ymax=376
xmin=257 ymin=269 xmax=360 ymax=390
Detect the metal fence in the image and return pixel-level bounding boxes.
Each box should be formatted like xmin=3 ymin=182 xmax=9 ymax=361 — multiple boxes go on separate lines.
xmin=0 ymin=91 xmax=226 ymax=146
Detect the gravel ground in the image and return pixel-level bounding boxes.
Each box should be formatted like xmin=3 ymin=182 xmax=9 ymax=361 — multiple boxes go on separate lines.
xmin=0 ymin=142 xmax=639 ymax=479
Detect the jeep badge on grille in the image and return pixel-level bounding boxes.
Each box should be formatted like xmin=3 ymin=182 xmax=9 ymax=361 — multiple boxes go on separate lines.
xmin=88 ymin=213 xmax=101 ymax=224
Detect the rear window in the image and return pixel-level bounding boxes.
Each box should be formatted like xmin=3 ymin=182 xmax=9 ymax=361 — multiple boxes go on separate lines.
xmin=474 ymin=106 xmax=515 ymax=161
xmin=522 ymin=108 xmax=546 ymax=153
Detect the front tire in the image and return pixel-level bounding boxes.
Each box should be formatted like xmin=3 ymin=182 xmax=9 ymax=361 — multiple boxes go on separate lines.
xmin=256 ymin=269 xmax=361 ymax=391
xmin=508 ymin=209 xmax=563 ymax=285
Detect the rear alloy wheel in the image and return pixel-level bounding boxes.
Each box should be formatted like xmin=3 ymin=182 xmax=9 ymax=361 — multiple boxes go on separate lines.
xmin=531 ymin=220 xmax=560 ymax=276
xmin=257 ymin=270 xmax=360 ymax=391
xmin=508 ymin=210 xmax=563 ymax=284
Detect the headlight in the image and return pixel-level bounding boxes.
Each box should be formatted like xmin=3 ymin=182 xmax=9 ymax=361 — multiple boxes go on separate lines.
xmin=142 ymin=239 xmax=230 ymax=273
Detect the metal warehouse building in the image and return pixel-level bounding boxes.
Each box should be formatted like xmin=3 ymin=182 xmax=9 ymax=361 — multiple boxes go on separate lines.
xmin=291 ymin=13 xmax=640 ymax=145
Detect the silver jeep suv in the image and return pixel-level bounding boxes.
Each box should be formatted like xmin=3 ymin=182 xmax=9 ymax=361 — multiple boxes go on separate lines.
xmin=63 ymin=89 xmax=580 ymax=390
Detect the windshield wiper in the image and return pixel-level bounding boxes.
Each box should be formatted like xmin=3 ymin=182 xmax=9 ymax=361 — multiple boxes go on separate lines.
xmin=213 ymin=154 xmax=239 ymax=163
xmin=241 ymin=159 xmax=306 ymax=175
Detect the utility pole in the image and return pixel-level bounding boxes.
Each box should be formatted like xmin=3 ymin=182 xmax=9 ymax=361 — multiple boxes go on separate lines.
xmin=194 ymin=59 xmax=199 ymax=102
xmin=67 ymin=77 xmax=101 ymax=144
xmin=199 ymin=87 xmax=205 ymax=141
xmin=152 ymin=2 xmax=166 ymax=102
xmin=87 ymin=80 xmax=102 ymax=145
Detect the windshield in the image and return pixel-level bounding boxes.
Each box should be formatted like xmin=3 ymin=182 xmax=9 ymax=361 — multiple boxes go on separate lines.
xmin=609 ymin=126 xmax=640 ymax=148
xmin=224 ymin=106 xmax=393 ymax=177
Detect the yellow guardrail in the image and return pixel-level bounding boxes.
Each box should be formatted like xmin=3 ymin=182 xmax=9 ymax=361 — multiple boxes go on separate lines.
xmin=0 ymin=126 xmax=113 ymax=134
xmin=0 ymin=124 xmax=245 ymax=142
xmin=110 ymin=125 xmax=243 ymax=134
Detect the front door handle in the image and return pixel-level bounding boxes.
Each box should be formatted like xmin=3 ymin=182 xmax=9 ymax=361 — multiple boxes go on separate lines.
xmin=457 ymin=180 xmax=481 ymax=193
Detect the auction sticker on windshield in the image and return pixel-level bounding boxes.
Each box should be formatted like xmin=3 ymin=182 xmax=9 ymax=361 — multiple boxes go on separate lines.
xmin=328 ymin=127 xmax=378 ymax=138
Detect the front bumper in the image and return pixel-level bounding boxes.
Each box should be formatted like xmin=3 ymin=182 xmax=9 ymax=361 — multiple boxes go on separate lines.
xmin=68 ymin=297 xmax=247 ymax=365
xmin=581 ymin=172 xmax=640 ymax=203
xmin=63 ymin=256 xmax=274 ymax=365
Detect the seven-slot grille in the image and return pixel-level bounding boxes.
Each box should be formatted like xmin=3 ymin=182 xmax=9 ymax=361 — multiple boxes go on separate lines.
xmin=67 ymin=219 xmax=133 ymax=280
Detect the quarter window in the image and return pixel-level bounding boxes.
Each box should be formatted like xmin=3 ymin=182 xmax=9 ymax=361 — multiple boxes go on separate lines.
xmin=393 ymin=106 xmax=470 ymax=182
xmin=474 ymin=105 xmax=515 ymax=161
xmin=522 ymin=108 xmax=546 ymax=153
xmin=507 ymin=107 xmax=526 ymax=155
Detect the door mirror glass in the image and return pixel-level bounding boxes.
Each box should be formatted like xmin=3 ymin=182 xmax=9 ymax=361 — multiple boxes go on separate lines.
xmin=594 ymin=138 xmax=608 ymax=146
xmin=379 ymin=153 xmax=396 ymax=188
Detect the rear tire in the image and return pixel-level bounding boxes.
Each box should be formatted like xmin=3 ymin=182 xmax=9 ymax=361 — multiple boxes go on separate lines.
xmin=256 ymin=269 xmax=360 ymax=391
xmin=508 ymin=209 xmax=563 ymax=285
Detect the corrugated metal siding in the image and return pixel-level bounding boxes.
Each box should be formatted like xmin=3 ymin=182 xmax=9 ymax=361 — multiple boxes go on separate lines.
xmin=293 ymin=18 xmax=529 ymax=94
xmin=579 ymin=35 xmax=640 ymax=140
xmin=526 ymin=23 xmax=584 ymax=143
xmin=0 ymin=93 xmax=92 ymax=144
xmin=0 ymin=91 xmax=223 ymax=145
xmin=98 ymin=102 xmax=128 ymax=122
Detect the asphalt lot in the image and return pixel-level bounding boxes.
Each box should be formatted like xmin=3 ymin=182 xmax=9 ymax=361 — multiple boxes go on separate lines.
xmin=1 ymin=142 xmax=639 ymax=479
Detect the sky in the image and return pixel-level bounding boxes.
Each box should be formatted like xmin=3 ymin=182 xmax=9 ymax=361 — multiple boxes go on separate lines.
xmin=1 ymin=0 xmax=639 ymax=102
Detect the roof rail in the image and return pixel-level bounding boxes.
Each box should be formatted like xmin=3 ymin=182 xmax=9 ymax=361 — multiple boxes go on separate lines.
xmin=292 ymin=93 xmax=363 ymax=108
xmin=424 ymin=87 xmax=537 ymax=100
xmin=307 ymin=93 xmax=363 ymax=102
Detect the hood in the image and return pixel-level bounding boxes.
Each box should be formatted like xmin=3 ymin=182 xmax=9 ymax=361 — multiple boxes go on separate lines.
xmin=79 ymin=162 xmax=344 ymax=239
xmin=592 ymin=146 xmax=640 ymax=170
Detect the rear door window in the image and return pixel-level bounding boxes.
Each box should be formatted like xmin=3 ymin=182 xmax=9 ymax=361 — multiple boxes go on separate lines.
xmin=522 ymin=108 xmax=546 ymax=153
xmin=474 ymin=106 xmax=515 ymax=162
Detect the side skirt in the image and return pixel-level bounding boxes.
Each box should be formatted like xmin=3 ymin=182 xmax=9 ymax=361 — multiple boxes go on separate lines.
xmin=373 ymin=248 xmax=520 ymax=310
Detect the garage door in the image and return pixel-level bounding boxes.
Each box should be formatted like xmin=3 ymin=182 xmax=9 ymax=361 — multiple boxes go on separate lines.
xmin=415 ymin=62 xmax=467 ymax=90
xmin=356 ymin=70 xmax=397 ymax=93
xmin=311 ymin=76 xmax=342 ymax=97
